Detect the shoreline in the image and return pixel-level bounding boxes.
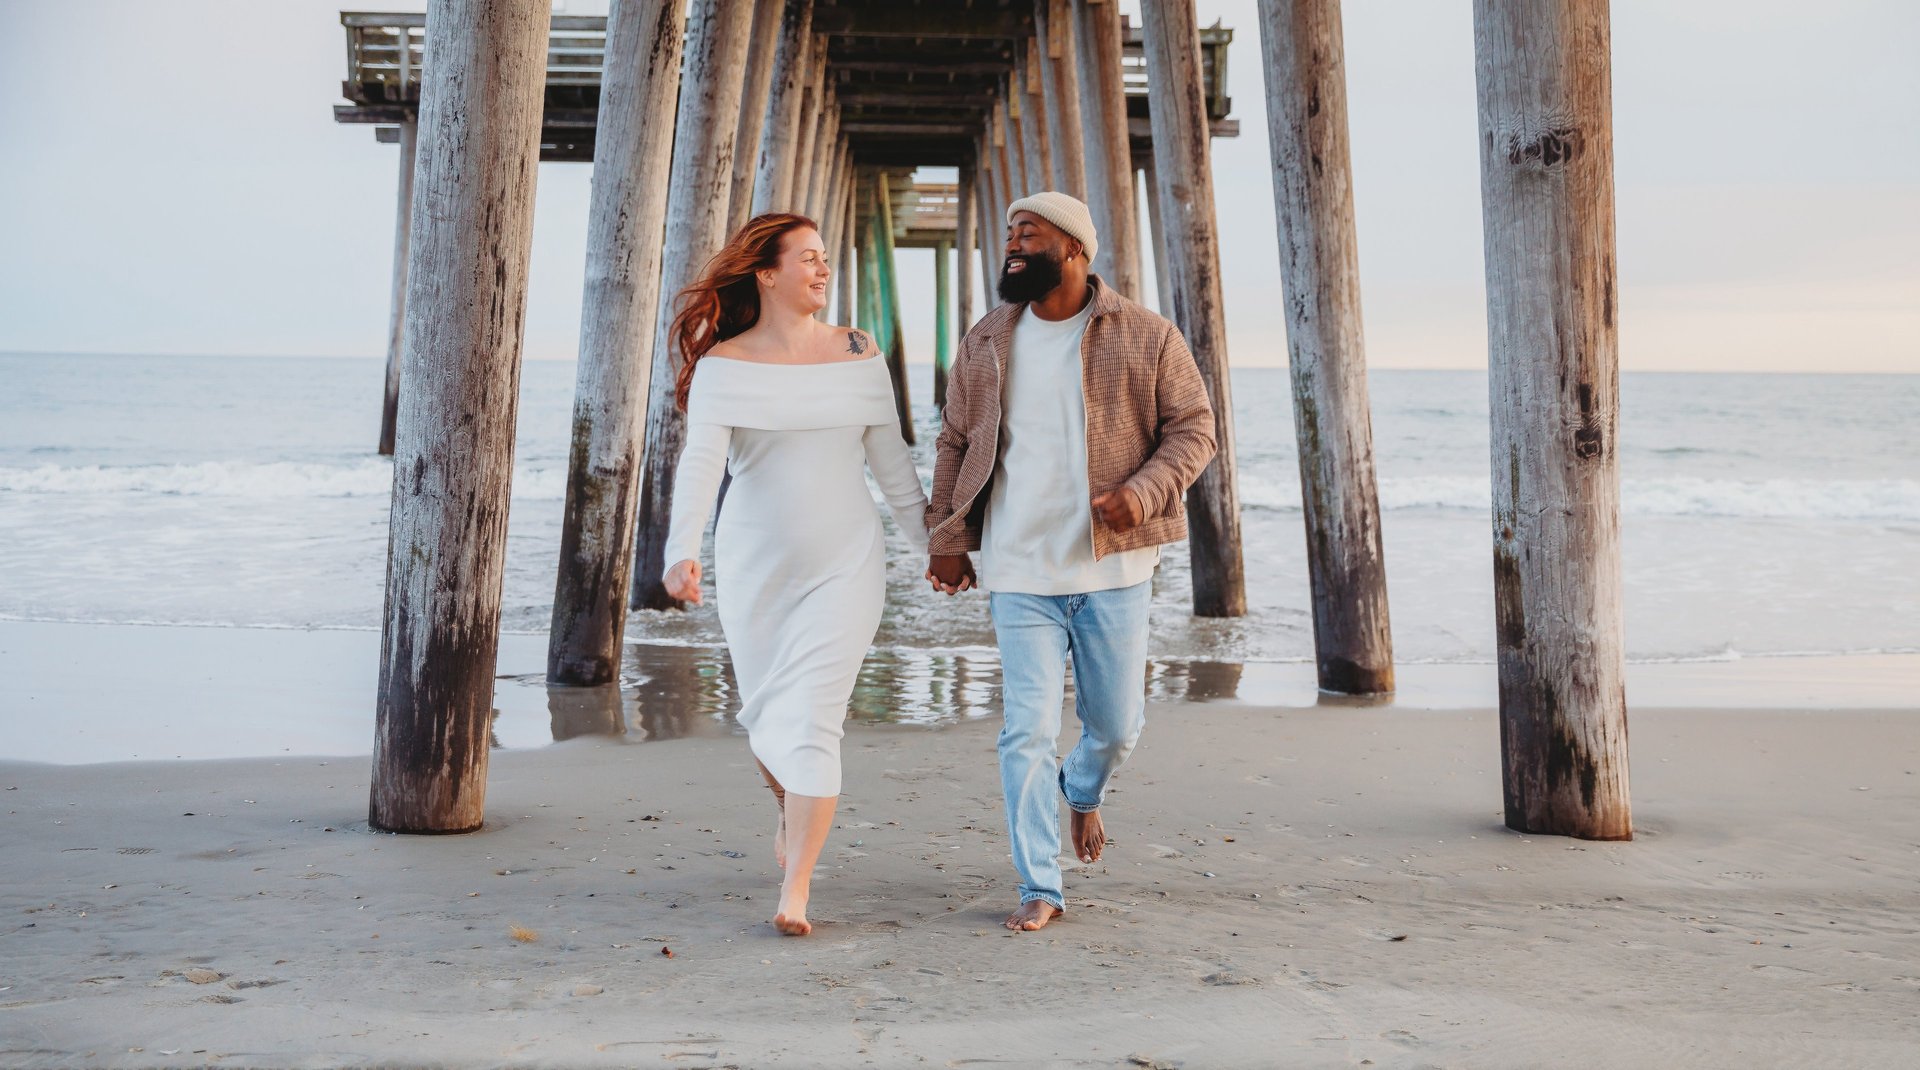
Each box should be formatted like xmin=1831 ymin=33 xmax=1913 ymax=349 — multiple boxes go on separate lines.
xmin=4 ymin=700 xmax=1917 ymax=1067
xmin=1 ymin=619 xmax=1914 ymax=766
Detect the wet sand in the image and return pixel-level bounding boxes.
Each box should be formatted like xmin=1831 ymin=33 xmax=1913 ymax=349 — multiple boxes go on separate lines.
xmin=4 ymin=688 xmax=1918 ymax=1066
xmin=3 ymin=620 xmax=1915 ymax=763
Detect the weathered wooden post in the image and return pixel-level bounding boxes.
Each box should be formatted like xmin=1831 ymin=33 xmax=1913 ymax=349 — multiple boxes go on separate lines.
xmin=804 ymin=97 xmax=840 ymax=223
xmin=1141 ymin=157 xmax=1174 ymax=315
xmin=1256 ymin=0 xmax=1394 ymax=692
xmin=992 ymin=95 xmax=1020 ymax=204
xmin=956 ymin=163 xmax=977 ymax=337
xmin=872 ymin=170 xmax=913 ymax=441
xmin=836 ymin=176 xmax=857 ymax=326
xmin=547 ymin=0 xmax=687 ymax=687
xmin=1005 ymin=84 xmax=1032 ymax=201
xmin=753 ymin=0 xmax=813 ymax=214
xmin=1035 ymin=0 xmax=1087 ymax=197
xmin=789 ymin=40 xmax=827 ymax=215
xmin=1070 ymin=0 xmax=1142 ymax=298
xmin=1473 ymin=0 xmax=1631 ymax=839
xmin=370 ymin=0 xmax=549 ymax=833
xmin=729 ymin=0 xmax=784 ymax=233
xmin=934 ymin=237 xmax=953 ymax=406
xmin=817 ymin=135 xmax=847 ymax=249
xmin=975 ymin=137 xmax=1001 ymax=305
xmin=1017 ymin=41 xmax=1052 ymax=194
xmin=1140 ymin=0 xmax=1247 ymax=618
xmin=858 ymin=196 xmax=882 ymax=339
xmin=376 ymin=117 xmax=417 ymax=457
xmin=630 ymin=0 xmax=757 ymax=611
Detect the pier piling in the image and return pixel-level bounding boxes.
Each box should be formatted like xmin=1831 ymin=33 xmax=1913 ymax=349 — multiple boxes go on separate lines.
xmin=547 ymin=0 xmax=687 ymax=687
xmin=630 ymin=0 xmax=756 ymax=612
xmin=1141 ymin=0 xmax=1248 ymax=618
xmin=376 ymin=117 xmax=416 ymax=458
xmin=1472 ymin=0 xmax=1632 ymax=839
xmin=370 ymin=0 xmax=548 ymax=833
xmin=1257 ymin=0 xmax=1395 ymax=692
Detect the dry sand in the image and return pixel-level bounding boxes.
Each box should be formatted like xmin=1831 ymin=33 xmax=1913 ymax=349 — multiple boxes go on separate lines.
xmin=4 ymin=699 xmax=1919 ymax=1068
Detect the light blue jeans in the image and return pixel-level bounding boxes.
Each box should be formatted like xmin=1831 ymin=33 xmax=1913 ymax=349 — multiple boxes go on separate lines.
xmin=989 ymin=579 xmax=1152 ymax=910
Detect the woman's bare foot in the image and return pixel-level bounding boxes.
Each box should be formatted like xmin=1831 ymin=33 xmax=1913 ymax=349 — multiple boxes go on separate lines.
xmin=1005 ymin=900 xmax=1062 ymax=931
xmin=772 ymin=897 xmax=811 ymax=935
xmin=1072 ymin=807 xmax=1106 ymax=863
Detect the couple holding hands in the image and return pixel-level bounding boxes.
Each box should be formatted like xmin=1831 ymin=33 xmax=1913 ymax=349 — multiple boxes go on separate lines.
xmin=661 ymin=191 xmax=1217 ymax=936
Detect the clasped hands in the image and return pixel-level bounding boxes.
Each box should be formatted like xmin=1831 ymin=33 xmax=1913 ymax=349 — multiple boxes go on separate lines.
xmin=924 ymin=487 xmax=1143 ymax=596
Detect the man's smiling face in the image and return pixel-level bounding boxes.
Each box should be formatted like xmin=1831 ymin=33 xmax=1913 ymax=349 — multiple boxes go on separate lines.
xmin=997 ymin=211 xmax=1077 ymax=303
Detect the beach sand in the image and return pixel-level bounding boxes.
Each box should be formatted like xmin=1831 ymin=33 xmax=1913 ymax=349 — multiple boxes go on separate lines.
xmin=5 ymin=694 xmax=1918 ymax=1067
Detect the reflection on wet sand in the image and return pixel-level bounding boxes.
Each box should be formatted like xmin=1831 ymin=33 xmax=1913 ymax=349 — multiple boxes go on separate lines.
xmin=517 ymin=643 xmax=1287 ymax=745
xmin=545 ymin=684 xmax=623 ymax=741
xmin=506 ymin=641 xmax=1290 ymax=741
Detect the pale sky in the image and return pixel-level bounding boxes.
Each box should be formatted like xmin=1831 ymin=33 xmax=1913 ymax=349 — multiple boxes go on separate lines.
xmin=1 ymin=0 xmax=1915 ymax=372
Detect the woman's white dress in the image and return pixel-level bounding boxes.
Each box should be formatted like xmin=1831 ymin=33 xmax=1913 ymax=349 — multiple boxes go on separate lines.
xmin=663 ymin=354 xmax=928 ymax=798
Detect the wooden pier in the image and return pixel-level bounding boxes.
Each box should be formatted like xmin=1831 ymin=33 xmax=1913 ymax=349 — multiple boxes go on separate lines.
xmin=343 ymin=0 xmax=1631 ymax=842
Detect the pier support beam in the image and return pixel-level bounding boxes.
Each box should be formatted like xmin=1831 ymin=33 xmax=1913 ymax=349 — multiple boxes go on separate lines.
xmin=1141 ymin=157 xmax=1173 ymax=315
xmin=371 ymin=0 xmax=549 ymax=833
xmin=1017 ymin=42 xmax=1051 ymax=194
xmin=1473 ymin=0 xmax=1631 ymax=839
xmin=728 ymin=0 xmax=783 ymax=234
xmin=376 ymin=116 xmax=417 ymax=457
xmin=934 ymin=237 xmax=953 ymax=407
xmin=631 ymin=0 xmax=757 ymax=611
xmin=1071 ymin=0 xmax=1142 ymax=299
xmin=753 ymin=0 xmax=813 ymax=215
xmin=1140 ymin=0 xmax=1247 ymax=618
xmin=1035 ymin=0 xmax=1087 ymax=197
xmin=836 ymin=175 xmax=856 ymax=326
xmin=789 ymin=39 xmax=828 ymax=216
xmin=975 ymin=140 xmax=1000 ymax=307
xmin=1257 ymin=0 xmax=1395 ymax=693
xmin=872 ymin=171 xmax=913 ymax=442
xmin=547 ymin=0 xmax=687 ymax=687
xmin=956 ymin=163 xmax=977 ymax=341
xmin=803 ymin=98 xmax=839 ymax=223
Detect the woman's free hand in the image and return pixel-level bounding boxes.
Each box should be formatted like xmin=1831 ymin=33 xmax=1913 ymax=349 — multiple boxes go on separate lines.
xmin=664 ymin=559 xmax=703 ymax=604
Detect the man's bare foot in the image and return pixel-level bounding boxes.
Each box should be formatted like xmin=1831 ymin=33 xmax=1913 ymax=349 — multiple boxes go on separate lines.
xmin=1005 ymin=900 xmax=1062 ymax=931
xmin=772 ymin=900 xmax=811 ymax=936
xmin=1072 ymin=808 xmax=1107 ymax=863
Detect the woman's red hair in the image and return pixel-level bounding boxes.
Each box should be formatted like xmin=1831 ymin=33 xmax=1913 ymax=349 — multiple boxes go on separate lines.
xmin=672 ymin=212 xmax=819 ymax=410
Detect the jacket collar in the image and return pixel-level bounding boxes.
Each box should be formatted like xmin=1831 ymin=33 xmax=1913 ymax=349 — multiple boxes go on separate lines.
xmin=986 ymin=273 xmax=1122 ymax=381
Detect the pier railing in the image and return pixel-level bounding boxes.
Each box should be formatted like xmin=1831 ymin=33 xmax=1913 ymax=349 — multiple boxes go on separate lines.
xmin=339 ymin=12 xmax=1229 ymax=118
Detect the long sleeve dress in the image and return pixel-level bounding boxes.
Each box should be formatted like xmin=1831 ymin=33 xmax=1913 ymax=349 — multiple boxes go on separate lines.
xmin=662 ymin=354 xmax=929 ymax=798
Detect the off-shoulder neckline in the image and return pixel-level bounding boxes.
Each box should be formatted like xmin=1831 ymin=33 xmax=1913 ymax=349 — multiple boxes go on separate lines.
xmin=700 ymin=353 xmax=884 ymax=368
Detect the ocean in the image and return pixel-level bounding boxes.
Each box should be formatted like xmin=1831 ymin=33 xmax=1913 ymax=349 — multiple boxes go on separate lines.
xmin=2 ymin=353 xmax=1916 ymax=677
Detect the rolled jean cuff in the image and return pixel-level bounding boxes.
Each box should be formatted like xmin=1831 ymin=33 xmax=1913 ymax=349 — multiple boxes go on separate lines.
xmin=1059 ymin=768 xmax=1102 ymax=813
xmin=1021 ymin=891 xmax=1065 ymax=910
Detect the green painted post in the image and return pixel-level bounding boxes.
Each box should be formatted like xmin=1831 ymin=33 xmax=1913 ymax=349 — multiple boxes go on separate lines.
xmin=934 ymin=238 xmax=952 ymax=408
xmin=872 ymin=171 xmax=912 ymax=442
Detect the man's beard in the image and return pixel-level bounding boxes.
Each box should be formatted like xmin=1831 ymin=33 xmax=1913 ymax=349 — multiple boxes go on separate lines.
xmin=996 ymin=249 xmax=1065 ymax=303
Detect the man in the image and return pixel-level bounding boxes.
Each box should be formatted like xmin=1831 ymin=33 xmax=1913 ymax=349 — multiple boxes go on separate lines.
xmin=925 ymin=192 xmax=1217 ymax=932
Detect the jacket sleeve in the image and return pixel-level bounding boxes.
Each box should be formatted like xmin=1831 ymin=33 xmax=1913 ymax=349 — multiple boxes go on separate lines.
xmin=925 ymin=333 xmax=973 ymax=544
xmin=1121 ymin=322 xmax=1217 ymax=519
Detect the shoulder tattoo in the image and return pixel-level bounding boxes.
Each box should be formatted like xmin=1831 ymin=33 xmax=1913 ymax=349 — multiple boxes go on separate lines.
xmin=846 ymin=330 xmax=868 ymax=355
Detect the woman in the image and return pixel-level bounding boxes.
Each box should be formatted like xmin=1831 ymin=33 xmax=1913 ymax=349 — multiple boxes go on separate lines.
xmin=661 ymin=212 xmax=928 ymax=936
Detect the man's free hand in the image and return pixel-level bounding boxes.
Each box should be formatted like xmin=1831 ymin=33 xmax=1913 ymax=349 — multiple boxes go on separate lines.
xmin=1090 ymin=486 xmax=1145 ymax=534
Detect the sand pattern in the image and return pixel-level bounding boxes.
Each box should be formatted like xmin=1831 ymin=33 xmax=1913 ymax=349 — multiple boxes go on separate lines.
xmin=3 ymin=704 xmax=1918 ymax=1067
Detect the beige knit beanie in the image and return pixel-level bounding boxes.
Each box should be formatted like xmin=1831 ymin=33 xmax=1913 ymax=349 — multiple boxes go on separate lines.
xmin=1006 ymin=191 xmax=1099 ymax=262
